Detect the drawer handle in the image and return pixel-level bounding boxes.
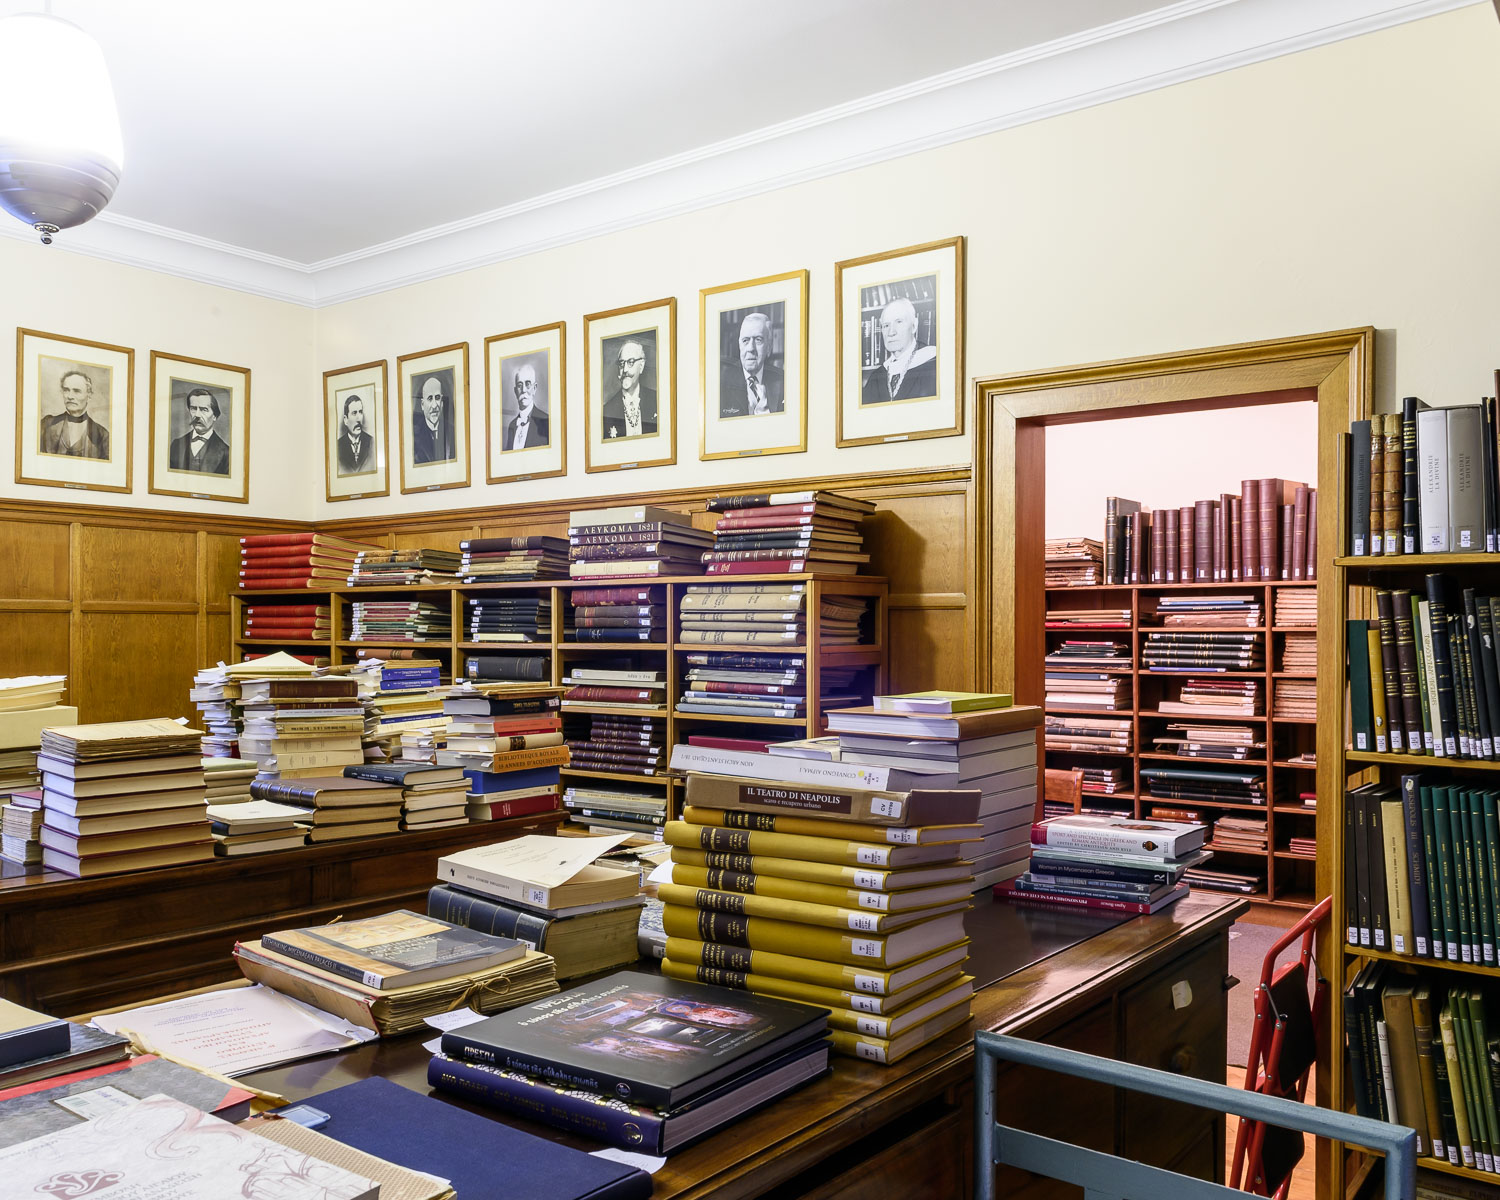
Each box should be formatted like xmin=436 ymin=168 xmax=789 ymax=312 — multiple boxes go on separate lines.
xmin=1169 ymin=1046 xmax=1195 ymax=1075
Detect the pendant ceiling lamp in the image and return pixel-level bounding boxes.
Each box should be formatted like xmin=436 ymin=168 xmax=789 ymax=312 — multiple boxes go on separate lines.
xmin=0 ymin=10 xmax=123 ymax=244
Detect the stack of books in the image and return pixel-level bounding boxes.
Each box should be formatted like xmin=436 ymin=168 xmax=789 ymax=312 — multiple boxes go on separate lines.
xmin=466 ymin=594 xmax=551 ymax=643
xmin=1280 ymin=630 xmax=1317 ymax=674
xmin=1286 ymin=834 xmax=1316 ymax=859
xmin=202 ymin=755 xmax=257 ymax=803
xmin=1156 ymin=678 xmax=1263 ymax=716
xmin=565 ymin=584 xmax=667 ymax=642
xmin=1044 ymin=538 xmax=1103 ymax=586
xmin=1275 ymin=588 xmax=1318 ymax=627
xmin=1210 ymin=815 xmax=1268 ymax=854
xmin=1044 ymin=670 xmax=1127 ymax=711
xmin=1156 ymin=594 xmax=1263 ymax=627
xmin=240 ymin=603 xmax=330 ymax=642
xmin=1273 ymin=679 xmax=1317 ymax=721
xmin=459 ymin=534 xmax=570 ymax=581
xmin=562 ymin=672 xmax=666 ymax=713
xmin=1150 ymin=723 xmax=1261 ymax=761
xmin=0 ymin=677 xmax=72 ymax=829
xmin=37 ymin=719 xmax=213 ymax=877
xmin=1044 ymin=639 xmax=1130 ymax=670
xmin=347 ymin=763 xmax=469 ymax=830
xmin=1046 ymin=715 xmax=1132 ymax=755
xmin=347 ymin=547 xmax=462 ymax=585
xmin=1046 ymin=607 xmax=1131 ymax=631
xmin=235 ymin=909 xmax=557 ymax=1037
xmin=702 ymin=490 xmax=876 ymax=576
xmin=568 ymin=504 xmax=711 ymax=580
xmin=429 ymin=970 xmax=829 ymax=1154
xmin=1185 ymin=863 xmax=1265 ymax=895
xmin=995 ymin=813 xmax=1206 ymax=914
xmin=238 ymin=674 xmax=365 ymax=778
xmin=237 ymin=532 xmax=380 ymax=590
xmin=680 ymin=649 xmax=827 ymax=720
xmin=1142 ymin=629 xmax=1263 ymax=673
xmin=0 ymin=998 xmax=130 ymax=1091
xmin=826 ymin=695 xmax=1039 ymax=887
xmin=1 ymin=801 xmax=42 ymax=866
xmin=433 ymin=834 xmax=645 ymax=979
xmin=348 ymin=599 xmax=452 ymax=643
xmin=248 ymin=773 xmax=405 ymax=842
xmin=206 ymin=797 xmax=307 ymax=854
xmin=1141 ymin=765 xmax=1265 ymax=807
xmin=1078 ymin=765 xmax=1128 ymax=801
xmin=439 ymin=687 xmax=565 ymax=823
xmin=343 ymin=657 xmax=446 ymax=761
xmin=563 ymin=695 xmax=663 ymax=776
xmin=660 ymin=754 xmax=978 ymax=1064
xmin=562 ymin=781 xmax=667 ymax=840
xmin=465 ymin=650 xmax=551 ymax=684
xmin=192 ymin=652 xmax=319 ymax=758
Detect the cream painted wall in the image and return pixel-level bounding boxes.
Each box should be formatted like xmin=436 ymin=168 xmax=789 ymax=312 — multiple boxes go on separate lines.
xmin=0 ymin=237 xmax=314 ymax=520
xmin=312 ymin=6 xmax=1500 ymax=522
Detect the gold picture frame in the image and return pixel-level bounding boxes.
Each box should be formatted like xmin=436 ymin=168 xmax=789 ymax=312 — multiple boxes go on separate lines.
xmin=15 ymin=327 xmax=134 ymax=494
xmin=485 ymin=321 xmax=567 ymax=486
xmin=322 ymin=359 xmax=390 ymax=503
xmin=699 ymin=269 xmax=809 ymax=462
xmin=148 ymin=351 xmax=251 ymax=503
xmin=396 ymin=342 xmax=471 ymax=495
xmin=835 ymin=235 xmax=965 ymax=448
xmin=583 ymin=297 xmax=676 ymax=473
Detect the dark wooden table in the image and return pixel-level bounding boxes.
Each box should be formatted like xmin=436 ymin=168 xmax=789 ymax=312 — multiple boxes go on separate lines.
xmin=241 ymin=891 xmax=1248 ymax=1200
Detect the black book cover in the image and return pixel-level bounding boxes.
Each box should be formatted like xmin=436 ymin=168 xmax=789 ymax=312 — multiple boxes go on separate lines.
xmin=1485 ymin=397 xmax=1500 ymax=553
xmin=1463 ymin=589 xmax=1498 ymax=759
xmin=1400 ymin=774 xmax=1433 ymax=959
xmin=343 ymin=763 xmax=462 ymax=786
xmin=440 ymin=969 xmax=827 ymax=1108
xmin=1368 ymin=788 xmax=1390 ymax=951
xmin=1374 ymin=591 xmax=1407 ymax=753
xmin=1343 ymin=984 xmax=1374 ymax=1119
xmin=466 ymin=656 xmax=549 ymax=682
xmin=1347 ymin=620 xmax=1374 ymax=753
xmin=1344 ymin=794 xmax=1360 ymax=946
xmin=1391 ymin=589 xmax=1426 ymax=754
xmin=1353 ymin=786 xmax=1372 ymax=946
xmin=462 ymin=535 xmax=569 ymax=552
xmin=1402 ymin=397 xmax=1421 ymax=553
xmin=1425 ymin=575 xmax=1462 ymax=758
xmin=1350 ymin=420 xmax=1372 ymax=555
xmin=1451 ymin=614 xmax=1479 ymax=759
xmin=1482 ymin=598 xmax=1500 ymax=754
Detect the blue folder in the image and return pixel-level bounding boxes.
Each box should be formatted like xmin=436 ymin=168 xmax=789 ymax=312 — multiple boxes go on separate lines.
xmin=303 ymin=1076 xmax=652 ymax=1199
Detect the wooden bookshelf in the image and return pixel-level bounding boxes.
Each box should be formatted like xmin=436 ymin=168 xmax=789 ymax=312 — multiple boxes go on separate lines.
xmin=231 ymin=573 xmax=889 ymax=824
xmin=1044 ymin=578 xmax=1318 ymax=909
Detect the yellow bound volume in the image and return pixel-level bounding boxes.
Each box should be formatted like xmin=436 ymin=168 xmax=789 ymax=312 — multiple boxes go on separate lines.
xmin=655 ymin=883 xmax=967 ymax=934
xmin=663 ymin=820 xmax=965 ymax=869
xmin=680 ymin=805 xmax=979 ymax=846
xmin=660 ymin=955 xmax=966 ymax=1016
xmin=667 ymin=847 xmax=973 ymax=892
xmin=668 ymin=864 xmax=973 ymax=912
xmin=826 ymin=998 xmax=972 ymax=1064
xmin=659 ymin=902 xmax=968 ymax=968
xmin=662 ymin=935 xmax=970 ymax=996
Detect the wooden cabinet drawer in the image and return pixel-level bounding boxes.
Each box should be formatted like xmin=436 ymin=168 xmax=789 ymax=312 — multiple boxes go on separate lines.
xmin=797 ymin=1106 xmax=969 ymax=1200
xmin=1119 ymin=937 xmax=1228 ymax=1169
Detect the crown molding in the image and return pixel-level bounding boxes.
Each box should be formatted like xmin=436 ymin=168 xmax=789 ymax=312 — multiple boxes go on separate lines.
xmin=3 ymin=0 xmax=1480 ymax=309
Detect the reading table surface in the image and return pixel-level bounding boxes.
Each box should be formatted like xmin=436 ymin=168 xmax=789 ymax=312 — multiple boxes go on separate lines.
xmin=238 ymin=890 xmax=1247 ymax=1200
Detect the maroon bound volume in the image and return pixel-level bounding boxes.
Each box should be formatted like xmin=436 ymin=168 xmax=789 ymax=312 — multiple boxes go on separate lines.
xmin=1178 ymin=505 xmax=1195 ymax=582
xmin=1163 ymin=508 xmax=1180 ymax=582
xmin=1291 ymin=486 xmax=1311 ymax=580
xmin=1151 ymin=513 xmax=1166 ymax=583
xmin=1256 ymin=479 xmax=1306 ymax=580
xmin=1193 ymin=501 xmax=1214 ymax=582
xmin=1212 ymin=500 xmax=1227 ymax=581
xmin=1307 ymin=490 xmax=1318 ymax=580
xmin=1280 ymin=504 xmax=1295 ymax=579
xmin=1240 ymin=479 xmax=1259 ymax=582
xmin=1228 ymin=495 xmax=1242 ymax=582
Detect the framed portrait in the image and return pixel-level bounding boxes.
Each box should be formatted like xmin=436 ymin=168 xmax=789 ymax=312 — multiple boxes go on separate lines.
xmin=485 ymin=321 xmax=566 ymax=485
xmin=148 ymin=351 xmax=250 ymax=503
xmin=322 ymin=359 xmax=389 ymax=502
xmin=396 ymin=342 xmax=470 ymax=494
xmin=699 ymin=269 xmax=808 ymax=461
xmin=835 ymin=235 xmax=965 ymax=447
xmin=583 ymin=297 xmax=676 ymax=473
xmin=15 ymin=328 xmax=134 ymax=493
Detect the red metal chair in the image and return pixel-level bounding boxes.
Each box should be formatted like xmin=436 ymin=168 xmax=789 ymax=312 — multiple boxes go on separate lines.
xmin=1229 ymin=896 xmax=1333 ymax=1198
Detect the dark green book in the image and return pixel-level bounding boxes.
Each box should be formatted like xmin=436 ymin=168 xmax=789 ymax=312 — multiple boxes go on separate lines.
xmin=1451 ymin=787 xmax=1480 ymax=963
xmin=1368 ymin=788 xmax=1391 ymax=952
xmin=1348 ymin=620 xmax=1375 ymax=753
xmin=1354 ymin=786 xmax=1373 ymax=947
xmin=1484 ymin=791 xmax=1500 ymax=963
xmin=1458 ymin=990 xmax=1498 ymax=1169
xmin=1391 ymin=589 xmax=1425 ymax=755
xmin=1400 ymin=774 xmax=1433 ymax=958
xmin=1419 ymin=783 xmax=1446 ymax=960
xmin=1471 ymin=790 xmax=1497 ymax=965
xmin=1375 ymin=591 xmax=1407 ymax=752
xmin=1426 ymin=575 xmax=1462 ymax=758
xmin=1431 ymin=785 xmax=1461 ymax=960
xmin=1345 ymin=789 xmax=1361 ymax=946
xmin=1469 ymin=991 xmax=1500 ymax=1160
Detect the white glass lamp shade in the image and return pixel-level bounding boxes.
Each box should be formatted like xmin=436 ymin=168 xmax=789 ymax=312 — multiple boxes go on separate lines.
xmin=0 ymin=13 xmax=124 ymax=240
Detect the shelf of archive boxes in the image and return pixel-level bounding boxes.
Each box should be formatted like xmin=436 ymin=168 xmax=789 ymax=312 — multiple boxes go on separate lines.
xmin=1044 ymin=578 xmax=1318 ymax=911
xmin=232 ymin=573 xmax=888 ymax=824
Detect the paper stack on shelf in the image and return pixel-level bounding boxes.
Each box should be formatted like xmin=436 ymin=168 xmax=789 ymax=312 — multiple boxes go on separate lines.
xmin=37 ymin=718 xmax=212 ymax=878
xmin=1046 ymin=714 xmax=1132 ymax=755
xmin=438 ymin=686 xmax=564 ymax=824
xmin=565 ymin=583 xmax=667 ymax=643
xmin=202 ymin=755 xmax=258 ymax=803
xmin=0 ymin=677 xmax=74 ymax=868
xmin=348 ymin=598 xmax=452 ymax=643
xmin=207 ymin=797 xmax=307 ymax=855
xmin=702 ymin=490 xmax=875 ymax=576
xmin=348 ymin=656 xmax=447 ymax=760
xmin=459 ymin=534 xmax=570 ymax=582
xmin=237 ymin=674 xmax=364 ymax=779
xmin=238 ymin=532 xmax=381 ymax=590
xmin=466 ymin=594 xmax=551 ymax=642
xmin=1274 ymin=588 xmax=1318 ymax=627
xmin=347 ymin=547 xmax=463 ymax=585
xmin=1149 ymin=723 xmax=1261 ymax=761
xmin=1044 ymin=538 xmax=1104 ymax=587
xmin=248 ymin=773 xmax=404 ymax=842
xmin=567 ymin=503 xmax=712 ymax=580
xmin=240 ymin=602 xmax=330 ymax=642
xmin=1 ymin=800 xmax=42 ymax=866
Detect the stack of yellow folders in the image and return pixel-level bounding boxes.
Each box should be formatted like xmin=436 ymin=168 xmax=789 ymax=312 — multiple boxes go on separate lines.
xmin=659 ymin=762 xmax=980 ymax=1065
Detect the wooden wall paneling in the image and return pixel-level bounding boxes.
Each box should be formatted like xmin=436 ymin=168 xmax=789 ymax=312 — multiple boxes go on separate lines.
xmin=394 ymin=529 xmax=469 ymax=553
xmin=0 ymin=612 xmax=71 ymax=692
xmin=0 ymin=517 xmax=69 ymax=601
xmin=76 ymin=613 xmax=199 ymax=721
xmin=888 ymin=606 xmax=966 ymax=694
xmin=79 ymin=525 xmax=197 ymax=604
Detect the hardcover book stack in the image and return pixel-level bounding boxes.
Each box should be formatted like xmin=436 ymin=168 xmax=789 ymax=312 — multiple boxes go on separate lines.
xmin=1045 ymin=715 xmax=1132 ymax=756
xmin=1045 ymin=638 xmax=1130 ymax=671
xmin=238 ymin=674 xmax=365 ymax=779
xmin=348 ymin=762 xmax=470 ymax=831
xmin=1209 ymin=815 xmax=1267 ymax=855
xmin=237 ymin=532 xmax=381 ymax=590
xmin=568 ymin=504 xmax=711 ymax=580
xmin=1142 ymin=628 xmax=1263 ymax=674
xmin=191 ymin=652 xmax=315 ymax=758
xmin=680 ymin=582 xmax=871 ymax=650
xmin=1 ymin=800 xmax=42 ymax=866
xmin=1347 ymin=578 xmax=1500 ymax=762
xmin=347 ymin=547 xmax=462 ymax=586
xmin=1044 ymin=669 xmax=1128 ymax=711
xmin=1346 ymin=398 xmax=1500 ymax=557
xmin=348 ymin=598 xmax=452 ymax=643
xmin=827 ymin=695 xmax=1040 ymax=887
xmin=1102 ymin=482 xmax=1315 ymax=585
xmin=37 ymin=719 xmax=213 ymax=878
xmin=1077 ymin=766 xmax=1128 ymax=803
xmin=1157 ymin=593 xmax=1263 ymax=628
xmin=563 ymin=679 xmax=664 ymax=779
xmin=248 ymin=773 xmax=405 ymax=842
xmin=236 ymin=909 xmax=558 ymax=1037
xmin=563 ymin=669 xmax=666 ymax=714
xmin=433 ymin=834 xmax=645 ymax=980
xmin=566 ymin=584 xmax=667 ymax=643
xmin=1141 ymin=765 xmax=1265 ymax=808
xmin=202 ymin=755 xmax=258 ymax=803
xmin=679 ymin=650 xmax=857 ymax=725
xmin=701 ymin=490 xmax=876 ymax=576
xmin=466 ymin=594 xmax=552 ymax=643
xmin=1043 ymin=538 xmax=1103 ymax=587
xmin=459 ymin=535 xmax=570 ymax=582
xmin=660 ymin=746 xmax=980 ymax=1064
xmin=439 ymin=687 xmax=565 ymax=824
xmin=206 ymin=797 xmax=307 ymax=855
xmin=1157 ymin=678 xmax=1263 ymax=717
xmin=1046 ymin=606 xmax=1130 ymax=631
xmin=994 ymin=813 xmax=1207 ymax=915
xmin=429 ymin=970 xmax=829 ymax=1155
xmin=240 ymin=603 xmax=330 ymax=642
xmin=356 ymin=656 xmax=448 ymax=760
xmin=562 ymin=780 xmax=666 ymax=840
xmin=1149 ymin=723 xmax=1260 ymax=762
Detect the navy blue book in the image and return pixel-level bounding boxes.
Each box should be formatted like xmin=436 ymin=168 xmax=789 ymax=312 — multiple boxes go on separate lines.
xmin=303 ymin=1076 xmax=650 ymax=1200
xmin=0 ymin=1001 xmax=69 ymax=1070
xmin=441 ymin=969 xmax=828 ymax=1109
xmin=343 ymin=763 xmax=464 ymax=787
xmin=465 ymin=764 xmax=562 ymax=793
xmin=427 ymin=883 xmax=553 ymax=946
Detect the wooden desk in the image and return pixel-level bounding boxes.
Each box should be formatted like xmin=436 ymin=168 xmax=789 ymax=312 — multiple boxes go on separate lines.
xmin=240 ymin=891 xmax=1247 ymax=1200
xmin=0 ymin=811 xmax=560 ymax=1015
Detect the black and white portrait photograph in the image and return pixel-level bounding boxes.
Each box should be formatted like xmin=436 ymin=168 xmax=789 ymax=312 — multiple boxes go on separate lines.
xmin=396 ymin=342 xmax=470 ymax=494
xmin=323 ymin=359 xmax=389 ymax=502
xmin=699 ymin=270 xmax=807 ymax=461
xmin=16 ymin=330 xmax=134 ymax=494
xmin=836 ymin=237 xmax=965 ymax=448
xmin=585 ymin=297 xmax=675 ymax=473
xmin=149 ymin=351 xmax=250 ymax=502
xmin=485 ymin=322 xmax=566 ymax=485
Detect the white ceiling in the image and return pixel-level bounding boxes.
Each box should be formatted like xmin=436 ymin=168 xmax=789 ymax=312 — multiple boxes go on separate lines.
xmin=0 ymin=0 xmax=1481 ymax=302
